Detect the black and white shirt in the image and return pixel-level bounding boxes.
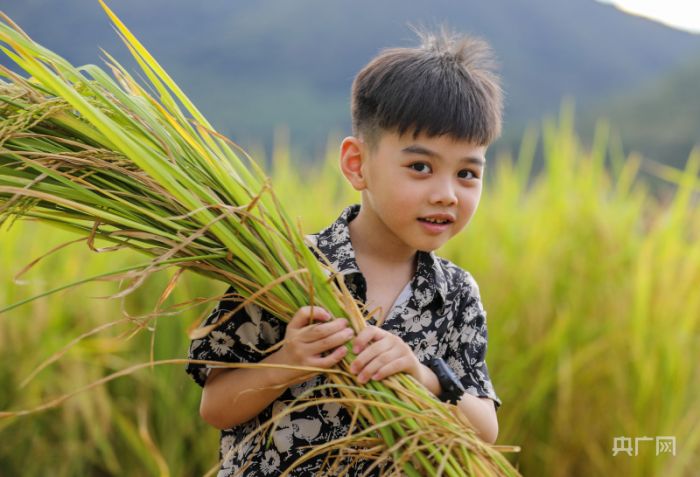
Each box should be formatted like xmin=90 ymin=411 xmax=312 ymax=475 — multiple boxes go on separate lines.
xmin=186 ymin=204 xmax=500 ymax=476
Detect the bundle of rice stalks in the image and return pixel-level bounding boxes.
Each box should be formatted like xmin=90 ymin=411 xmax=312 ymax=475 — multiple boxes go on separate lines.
xmin=0 ymin=2 xmax=520 ymax=475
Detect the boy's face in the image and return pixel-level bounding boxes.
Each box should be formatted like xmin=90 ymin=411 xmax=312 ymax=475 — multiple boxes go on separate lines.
xmin=346 ymin=130 xmax=486 ymax=253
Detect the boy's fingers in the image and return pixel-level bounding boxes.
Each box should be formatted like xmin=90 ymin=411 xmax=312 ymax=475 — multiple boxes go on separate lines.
xmin=312 ymin=346 xmax=347 ymax=368
xmin=352 ymin=326 xmax=382 ymax=354
xmin=288 ymin=306 xmax=330 ymax=329
xmin=366 ymin=356 xmax=412 ymax=382
xmin=349 ymin=338 xmax=392 ymax=374
xmin=300 ymin=318 xmax=349 ymax=343
xmin=354 ymin=346 xmax=403 ymax=383
xmin=305 ymin=327 xmax=354 ymax=354
xmin=355 ymin=351 xmax=387 ymax=383
xmin=306 ymin=306 xmax=331 ymax=323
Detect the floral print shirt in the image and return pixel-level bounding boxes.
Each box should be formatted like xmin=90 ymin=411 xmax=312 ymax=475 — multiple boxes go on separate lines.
xmin=186 ymin=204 xmax=500 ymax=476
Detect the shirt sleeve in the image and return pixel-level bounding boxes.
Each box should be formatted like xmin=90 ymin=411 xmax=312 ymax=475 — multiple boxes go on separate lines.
xmin=444 ymin=275 xmax=502 ymax=410
xmin=185 ymin=285 xmax=284 ymax=388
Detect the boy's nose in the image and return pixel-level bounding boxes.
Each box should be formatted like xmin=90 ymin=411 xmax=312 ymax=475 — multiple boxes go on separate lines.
xmin=429 ymin=179 xmax=458 ymax=206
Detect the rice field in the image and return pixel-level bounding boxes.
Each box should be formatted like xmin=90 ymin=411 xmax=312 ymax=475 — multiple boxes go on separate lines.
xmin=1 ymin=108 xmax=699 ymax=476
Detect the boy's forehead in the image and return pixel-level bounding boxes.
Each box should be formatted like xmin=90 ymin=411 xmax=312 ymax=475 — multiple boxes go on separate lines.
xmin=375 ymin=129 xmax=487 ymax=159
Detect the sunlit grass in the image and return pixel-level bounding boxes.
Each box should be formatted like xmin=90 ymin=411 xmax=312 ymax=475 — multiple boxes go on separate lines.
xmin=4 ymin=104 xmax=698 ymax=475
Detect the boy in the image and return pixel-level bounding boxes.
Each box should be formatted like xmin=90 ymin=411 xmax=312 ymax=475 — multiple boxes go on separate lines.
xmin=187 ymin=28 xmax=503 ymax=476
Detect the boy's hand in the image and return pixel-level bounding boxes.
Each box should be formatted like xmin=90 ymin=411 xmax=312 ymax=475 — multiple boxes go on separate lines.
xmin=349 ymin=326 xmax=421 ymax=384
xmin=277 ymin=306 xmax=354 ymax=382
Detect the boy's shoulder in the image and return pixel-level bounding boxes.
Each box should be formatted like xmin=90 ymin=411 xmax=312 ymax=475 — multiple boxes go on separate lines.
xmin=430 ymin=253 xmax=483 ymax=303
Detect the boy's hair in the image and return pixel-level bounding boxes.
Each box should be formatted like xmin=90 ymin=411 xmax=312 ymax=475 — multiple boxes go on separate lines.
xmin=351 ymin=27 xmax=503 ymax=148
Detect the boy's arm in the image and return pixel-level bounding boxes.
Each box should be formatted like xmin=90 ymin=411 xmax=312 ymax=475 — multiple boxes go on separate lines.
xmin=200 ymin=306 xmax=352 ymax=430
xmin=456 ymin=393 xmax=499 ymax=443
xmin=416 ymin=357 xmax=498 ymax=443
xmin=200 ymin=349 xmax=306 ymax=429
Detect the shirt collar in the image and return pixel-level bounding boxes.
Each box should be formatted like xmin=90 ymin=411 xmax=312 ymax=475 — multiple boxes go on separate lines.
xmin=313 ymin=204 xmax=449 ymax=306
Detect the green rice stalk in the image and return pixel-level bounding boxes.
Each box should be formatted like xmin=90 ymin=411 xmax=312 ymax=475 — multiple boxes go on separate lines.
xmin=0 ymin=3 xmax=519 ymax=475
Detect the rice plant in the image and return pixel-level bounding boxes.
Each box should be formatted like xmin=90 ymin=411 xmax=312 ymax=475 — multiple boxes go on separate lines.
xmin=0 ymin=2 xmax=519 ymax=475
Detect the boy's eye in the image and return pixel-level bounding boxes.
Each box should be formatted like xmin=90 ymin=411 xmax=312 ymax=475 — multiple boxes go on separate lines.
xmin=409 ymin=162 xmax=431 ymax=173
xmin=458 ymin=170 xmax=477 ymax=179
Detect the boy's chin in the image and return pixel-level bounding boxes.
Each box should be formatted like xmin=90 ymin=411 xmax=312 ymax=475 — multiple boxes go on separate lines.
xmin=411 ymin=239 xmax=448 ymax=253
xmin=417 ymin=245 xmax=443 ymax=253
xmin=397 ymin=227 xmax=453 ymax=252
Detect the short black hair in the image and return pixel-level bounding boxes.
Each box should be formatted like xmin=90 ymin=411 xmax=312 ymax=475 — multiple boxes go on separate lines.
xmin=351 ymin=27 xmax=503 ymax=148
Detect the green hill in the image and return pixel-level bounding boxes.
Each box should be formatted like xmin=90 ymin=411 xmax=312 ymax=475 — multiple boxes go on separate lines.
xmin=579 ymin=55 xmax=700 ymax=170
xmin=2 ymin=0 xmax=699 ymax=159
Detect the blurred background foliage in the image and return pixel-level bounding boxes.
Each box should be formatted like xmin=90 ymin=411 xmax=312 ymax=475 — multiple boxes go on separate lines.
xmin=1 ymin=0 xmax=700 ymax=172
xmin=1 ymin=107 xmax=698 ymax=476
xmin=1 ymin=1 xmax=699 ymax=476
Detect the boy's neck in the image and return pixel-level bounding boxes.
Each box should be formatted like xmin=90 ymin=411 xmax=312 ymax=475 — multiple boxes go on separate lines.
xmin=348 ymin=206 xmax=417 ymax=269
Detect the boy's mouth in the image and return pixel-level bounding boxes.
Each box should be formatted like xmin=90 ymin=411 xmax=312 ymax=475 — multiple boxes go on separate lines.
xmin=418 ymin=214 xmax=455 ymax=225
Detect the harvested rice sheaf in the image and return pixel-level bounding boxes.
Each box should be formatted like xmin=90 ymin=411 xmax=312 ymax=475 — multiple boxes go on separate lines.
xmin=0 ymin=2 xmax=520 ymax=475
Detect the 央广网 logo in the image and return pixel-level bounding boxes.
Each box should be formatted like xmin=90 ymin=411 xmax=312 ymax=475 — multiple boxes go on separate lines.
xmin=612 ymin=436 xmax=676 ymax=456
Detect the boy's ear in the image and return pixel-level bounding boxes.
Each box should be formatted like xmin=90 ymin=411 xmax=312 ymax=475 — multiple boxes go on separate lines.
xmin=339 ymin=136 xmax=367 ymax=191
